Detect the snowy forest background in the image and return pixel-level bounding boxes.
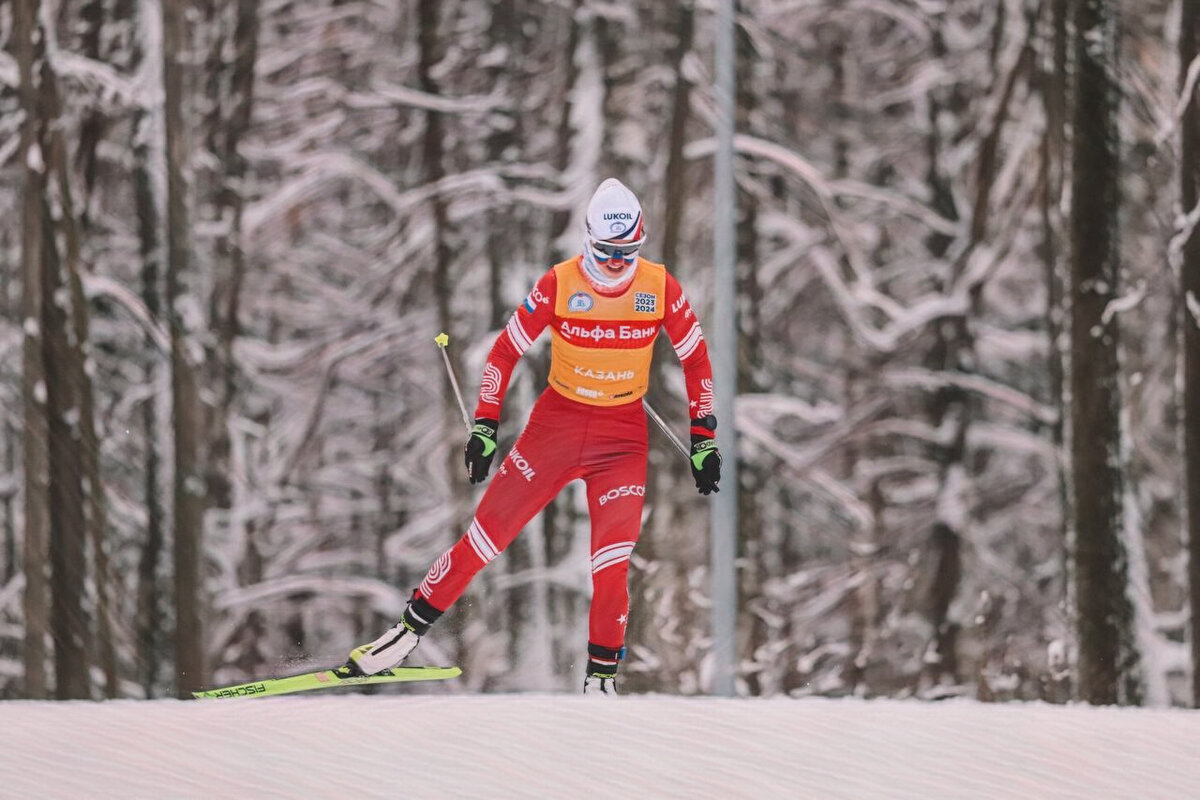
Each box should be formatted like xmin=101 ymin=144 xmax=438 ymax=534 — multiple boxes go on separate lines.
xmin=2 ymin=0 xmax=1200 ymax=705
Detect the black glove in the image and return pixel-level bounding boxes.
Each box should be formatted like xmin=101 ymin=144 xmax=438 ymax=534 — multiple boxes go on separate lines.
xmin=464 ymin=418 xmax=499 ymax=484
xmin=689 ymin=416 xmax=721 ymax=495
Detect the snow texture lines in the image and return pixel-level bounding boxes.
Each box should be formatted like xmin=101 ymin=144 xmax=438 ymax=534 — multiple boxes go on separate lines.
xmin=5 ymin=696 xmax=1200 ymax=799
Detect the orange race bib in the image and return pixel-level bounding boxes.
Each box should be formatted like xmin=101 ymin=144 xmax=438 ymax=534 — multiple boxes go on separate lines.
xmin=547 ymin=258 xmax=666 ymax=406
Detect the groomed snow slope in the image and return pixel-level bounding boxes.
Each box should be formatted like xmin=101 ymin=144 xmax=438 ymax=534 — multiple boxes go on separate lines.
xmin=4 ymin=693 xmax=1199 ymax=799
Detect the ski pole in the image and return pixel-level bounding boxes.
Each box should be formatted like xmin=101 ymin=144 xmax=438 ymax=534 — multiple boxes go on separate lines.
xmin=643 ymin=399 xmax=690 ymax=461
xmin=435 ymin=332 xmax=473 ymax=434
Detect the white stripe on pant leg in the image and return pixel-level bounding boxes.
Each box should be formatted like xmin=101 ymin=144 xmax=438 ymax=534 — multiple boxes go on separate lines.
xmin=466 ymin=536 xmax=489 ymax=566
xmin=475 ymin=520 xmax=500 ymax=560
xmin=592 ymin=552 xmax=632 ymax=574
xmin=592 ymin=541 xmax=635 ymax=560
xmin=468 ymin=518 xmax=499 ymax=565
xmin=591 ymin=542 xmax=635 ymax=574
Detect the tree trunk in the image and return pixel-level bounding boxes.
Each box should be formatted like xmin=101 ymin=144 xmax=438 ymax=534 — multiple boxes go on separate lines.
xmin=548 ymin=0 xmax=582 ymax=264
xmin=827 ymin=26 xmax=877 ymax=695
xmin=417 ymin=0 xmax=484 ymax=670
xmin=68 ymin=258 xmax=116 ymax=699
xmin=1070 ymin=0 xmax=1138 ymax=705
xmin=163 ymin=0 xmax=208 ymax=698
xmin=1038 ymin=0 xmax=1072 ymax=703
xmin=3 ymin=419 xmax=14 ymax=586
xmin=417 ymin=0 xmax=458 ymax=453
xmin=113 ymin=0 xmax=168 ymax=699
xmin=0 ymin=264 xmax=11 ymax=580
xmin=918 ymin=12 xmax=966 ymax=692
xmin=1178 ymin=0 xmax=1200 ymax=709
xmin=74 ymin=0 xmax=107 ymax=230
xmin=33 ymin=32 xmax=93 ymax=696
xmin=207 ymin=0 xmax=260 ymax=515
xmin=633 ymin=1 xmax=700 ymax=690
xmin=485 ymin=0 xmax=523 ymax=330
xmin=36 ymin=10 xmax=118 ymax=697
xmin=13 ymin=0 xmax=50 ymax=700
xmin=660 ymin=0 xmax=694 ymax=271
xmin=14 ymin=0 xmax=97 ymax=702
xmin=40 ymin=201 xmax=91 ymax=701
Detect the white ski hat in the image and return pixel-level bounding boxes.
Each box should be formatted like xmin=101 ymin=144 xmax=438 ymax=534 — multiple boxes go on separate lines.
xmin=585 ymin=178 xmax=646 ymax=249
xmin=580 ymin=178 xmax=645 ymax=291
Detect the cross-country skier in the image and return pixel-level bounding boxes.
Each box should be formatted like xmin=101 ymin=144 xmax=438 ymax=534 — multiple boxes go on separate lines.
xmin=346 ymin=178 xmax=722 ymax=694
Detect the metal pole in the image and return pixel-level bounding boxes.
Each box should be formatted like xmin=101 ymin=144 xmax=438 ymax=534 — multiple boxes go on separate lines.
xmin=435 ymin=333 xmax=473 ymax=434
xmin=644 ymin=399 xmax=691 ymax=460
xmin=711 ymin=0 xmax=739 ymax=697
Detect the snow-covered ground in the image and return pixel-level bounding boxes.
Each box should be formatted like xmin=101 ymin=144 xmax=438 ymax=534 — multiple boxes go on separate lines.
xmin=4 ymin=690 xmax=1199 ymax=799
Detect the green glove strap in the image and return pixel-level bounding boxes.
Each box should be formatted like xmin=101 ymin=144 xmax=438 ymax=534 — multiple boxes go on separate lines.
xmin=471 ymin=424 xmax=497 ymax=457
xmin=691 ymin=439 xmax=718 ymax=471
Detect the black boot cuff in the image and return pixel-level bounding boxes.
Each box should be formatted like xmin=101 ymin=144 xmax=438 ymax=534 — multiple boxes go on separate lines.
xmin=404 ymin=595 xmax=443 ymax=635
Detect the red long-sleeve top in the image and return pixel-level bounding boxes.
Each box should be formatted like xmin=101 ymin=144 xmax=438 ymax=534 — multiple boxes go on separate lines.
xmin=474 ymin=256 xmax=715 ymax=439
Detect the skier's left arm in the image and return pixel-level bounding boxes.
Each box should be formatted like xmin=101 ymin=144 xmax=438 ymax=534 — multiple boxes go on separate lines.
xmin=663 ymin=273 xmax=722 ymax=495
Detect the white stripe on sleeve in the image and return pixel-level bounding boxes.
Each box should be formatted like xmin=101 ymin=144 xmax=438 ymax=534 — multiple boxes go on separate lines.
xmin=506 ymin=314 xmax=533 ymax=355
xmin=673 ymin=322 xmax=703 ymax=360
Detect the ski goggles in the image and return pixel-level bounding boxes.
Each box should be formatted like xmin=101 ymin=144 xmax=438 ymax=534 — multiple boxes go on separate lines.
xmin=591 ymin=237 xmax=643 ymax=263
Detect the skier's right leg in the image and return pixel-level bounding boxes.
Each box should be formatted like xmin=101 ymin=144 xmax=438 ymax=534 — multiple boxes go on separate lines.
xmin=350 ymin=391 xmax=582 ymax=674
xmin=346 ymin=593 xmax=442 ymax=675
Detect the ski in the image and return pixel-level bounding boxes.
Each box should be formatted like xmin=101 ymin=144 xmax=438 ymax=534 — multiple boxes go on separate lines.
xmin=192 ymin=664 xmax=462 ymax=700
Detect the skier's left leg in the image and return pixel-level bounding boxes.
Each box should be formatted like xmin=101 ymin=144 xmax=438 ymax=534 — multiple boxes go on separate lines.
xmin=581 ymin=412 xmax=649 ymax=693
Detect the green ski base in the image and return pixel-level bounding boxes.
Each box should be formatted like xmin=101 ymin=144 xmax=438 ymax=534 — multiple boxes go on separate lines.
xmin=192 ymin=664 xmax=462 ymax=699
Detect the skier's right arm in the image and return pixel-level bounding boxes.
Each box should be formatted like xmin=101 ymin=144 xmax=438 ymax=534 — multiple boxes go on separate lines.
xmin=464 ymin=269 xmax=557 ymax=484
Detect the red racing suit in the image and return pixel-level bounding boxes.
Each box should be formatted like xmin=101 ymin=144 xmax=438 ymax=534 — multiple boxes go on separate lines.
xmin=415 ymin=256 xmax=715 ymax=663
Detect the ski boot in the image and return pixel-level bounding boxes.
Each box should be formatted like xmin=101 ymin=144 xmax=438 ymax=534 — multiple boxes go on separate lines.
xmin=583 ymin=673 xmax=618 ymax=695
xmin=582 ymin=642 xmax=622 ymax=695
xmin=345 ymin=596 xmax=441 ymax=676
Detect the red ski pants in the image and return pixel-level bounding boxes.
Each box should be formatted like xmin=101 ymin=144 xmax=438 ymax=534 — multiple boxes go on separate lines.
xmin=417 ymin=388 xmax=648 ymax=653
